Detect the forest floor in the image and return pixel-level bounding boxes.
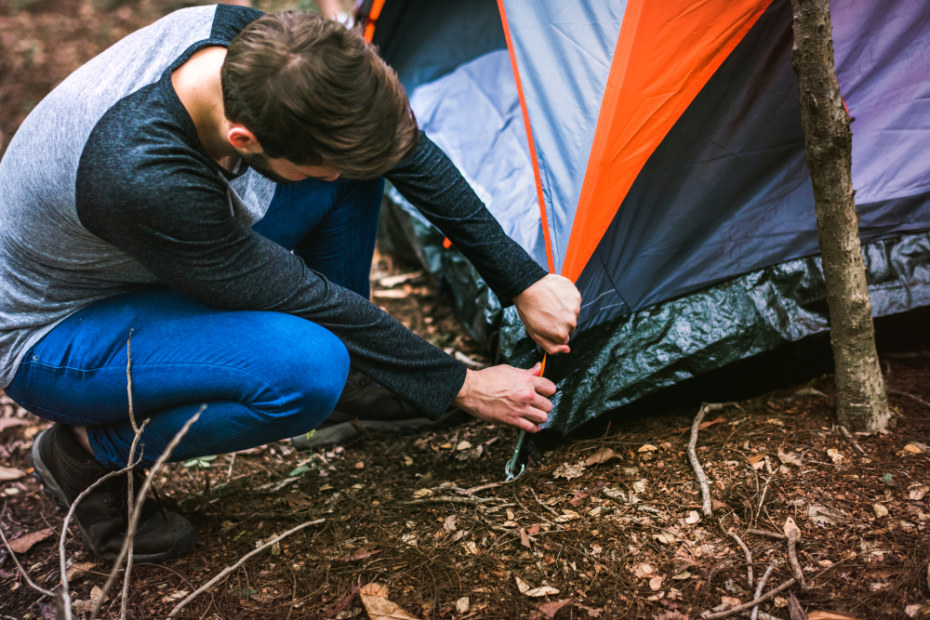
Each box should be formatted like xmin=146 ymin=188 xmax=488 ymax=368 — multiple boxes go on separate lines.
xmin=2 ymin=2 xmax=930 ymax=619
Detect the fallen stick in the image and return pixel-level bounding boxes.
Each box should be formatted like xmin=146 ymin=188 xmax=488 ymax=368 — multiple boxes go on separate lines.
xmin=746 ymin=528 xmax=787 ymax=540
xmin=750 ymin=563 xmax=775 ymax=620
xmin=167 ymin=518 xmax=326 ymax=618
xmin=783 ymin=518 xmax=807 ymax=589
xmin=689 ymin=403 xmax=728 ymax=517
xmin=405 ymin=495 xmax=509 ymax=505
xmin=701 ymin=577 xmax=797 ymax=619
xmin=91 ymin=406 xmax=205 ymax=620
xmin=728 ymin=529 xmax=754 ymax=588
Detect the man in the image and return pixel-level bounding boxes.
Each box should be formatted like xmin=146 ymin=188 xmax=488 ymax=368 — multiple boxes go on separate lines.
xmin=0 ymin=6 xmax=580 ymax=562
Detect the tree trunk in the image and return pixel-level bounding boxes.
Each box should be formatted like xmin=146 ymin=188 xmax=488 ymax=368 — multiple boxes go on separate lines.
xmin=789 ymin=0 xmax=892 ymax=431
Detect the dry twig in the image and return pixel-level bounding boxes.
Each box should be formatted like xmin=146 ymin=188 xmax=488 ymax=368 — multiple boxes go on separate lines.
xmin=728 ymin=529 xmax=754 ymax=587
xmin=689 ymin=403 xmax=731 ymax=516
xmin=750 ymin=563 xmax=775 ymax=620
xmin=701 ymin=577 xmax=797 ymax=619
xmin=90 ymin=405 xmax=205 ymax=620
xmin=166 ymin=518 xmax=326 ymax=618
xmin=783 ymin=518 xmax=807 ymax=589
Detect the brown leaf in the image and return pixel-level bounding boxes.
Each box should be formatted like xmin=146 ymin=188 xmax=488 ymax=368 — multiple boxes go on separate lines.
xmin=783 ymin=517 xmax=801 ymax=540
xmin=553 ymin=461 xmax=586 ymax=480
xmin=65 ymin=561 xmax=97 ymax=582
xmin=520 ymin=527 xmax=531 ymax=548
xmin=359 ymin=583 xmax=420 ymax=620
xmin=516 ymin=576 xmax=560 ymax=597
xmin=9 ymin=527 xmax=55 ymax=554
xmin=674 ymin=416 xmax=726 ymax=433
xmin=806 ymin=612 xmax=865 ymax=620
xmin=536 ymin=598 xmax=572 ymax=618
xmin=0 ymin=466 xmax=26 ymax=481
xmin=339 ymin=548 xmax=381 ymax=562
xmin=585 ymin=448 xmax=619 ymax=466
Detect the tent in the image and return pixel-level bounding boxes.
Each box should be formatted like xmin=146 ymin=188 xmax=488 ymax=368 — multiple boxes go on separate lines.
xmin=358 ymin=0 xmax=930 ymax=436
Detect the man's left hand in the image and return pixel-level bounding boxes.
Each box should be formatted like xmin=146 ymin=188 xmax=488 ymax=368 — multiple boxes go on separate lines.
xmin=513 ymin=274 xmax=581 ymax=355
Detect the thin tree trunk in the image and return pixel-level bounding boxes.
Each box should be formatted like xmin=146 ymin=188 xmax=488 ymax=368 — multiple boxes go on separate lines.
xmin=790 ymin=0 xmax=892 ymax=431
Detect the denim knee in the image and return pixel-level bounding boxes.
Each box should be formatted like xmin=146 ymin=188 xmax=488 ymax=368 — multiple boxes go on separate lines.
xmin=255 ymin=317 xmax=350 ymax=427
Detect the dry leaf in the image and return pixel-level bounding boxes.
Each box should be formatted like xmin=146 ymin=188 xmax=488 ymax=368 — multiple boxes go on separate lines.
xmin=555 ymin=510 xmax=580 ymax=523
xmin=0 ymin=466 xmax=25 ymax=482
xmin=637 ymin=444 xmax=658 ymax=453
xmin=903 ymin=442 xmax=928 ymax=454
xmin=455 ymin=441 xmax=473 ymax=451
xmin=633 ymin=563 xmax=654 ymax=578
xmin=9 ymin=528 xmax=55 ymax=554
xmin=161 ymin=590 xmax=189 ymax=604
xmin=412 ymin=489 xmax=432 ymax=499
xmin=520 ymin=528 xmax=531 ymax=548
xmin=872 ymin=503 xmax=889 ymax=518
xmin=515 ymin=575 xmax=560 ymax=598
xmin=553 ymin=461 xmax=586 ymax=480
xmin=806 ymin=612 xmax=865 ymax=620
xmin=826 ymin=448 xmax=844 ymax=464
xmin=536 ymin=599 xmax=572 ymax=619
xmin=339 ymin=549 xmax=381 ymax=562
xmin=783 ymin=517 xmax=801 ymax=540
xmin=649 ymin=576 xmax=665 ymax=591
xmin=685 ymin=511 xmax=701 ymax=525
xmin=455 ymin=597 xmax=470 ymax=613
xmin=359 ymin=583 xmax=420 ymax=620
xmin=443 ymin=515 xmax=457 ymax=532
xmin=674 ymin=416 xmax=726 ymax=434
xmin=777 ymin=447 xmax=803 ymax=467
xmin=807 ymin=503 xmax=843 ymax=527
xmin=908 ymin=484 xmax=928 ymax=501
xmin=585 ymin=448 xmax=620 ymax=466
xmin=65 ymin=562 xmax=97 ymax=582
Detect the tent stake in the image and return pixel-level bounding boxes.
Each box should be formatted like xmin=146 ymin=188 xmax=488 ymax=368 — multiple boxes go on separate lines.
xmin=504 ymin=430 xmax=527 ymax=481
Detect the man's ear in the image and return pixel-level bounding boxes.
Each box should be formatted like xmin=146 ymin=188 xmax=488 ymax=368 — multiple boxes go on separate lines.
xmin=227 ymin=124 xmax=261 ymax=153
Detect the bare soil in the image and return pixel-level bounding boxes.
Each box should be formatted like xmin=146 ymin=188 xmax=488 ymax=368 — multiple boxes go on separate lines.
xmin=2 ymin=2 xmax=929 ymax=619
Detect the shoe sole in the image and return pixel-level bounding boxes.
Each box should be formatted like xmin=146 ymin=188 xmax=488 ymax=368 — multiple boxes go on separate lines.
xmin=30 ymin=432 xmax=196 ymax=563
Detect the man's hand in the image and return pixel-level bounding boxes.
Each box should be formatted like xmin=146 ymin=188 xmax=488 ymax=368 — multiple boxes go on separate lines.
xmin=453 ymin=363 xmax=555 ymax=432
xmin=513 ymin=274 xmax=581 ymax=355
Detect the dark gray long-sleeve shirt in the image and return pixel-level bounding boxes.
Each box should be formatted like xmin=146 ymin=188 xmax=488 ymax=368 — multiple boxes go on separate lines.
xmin=0 ymin=4 xmax=546 ymax=416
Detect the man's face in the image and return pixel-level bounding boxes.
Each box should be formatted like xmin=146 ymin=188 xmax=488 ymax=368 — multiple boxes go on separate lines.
xmin=240 ymin=151 xmax=341 ymax=185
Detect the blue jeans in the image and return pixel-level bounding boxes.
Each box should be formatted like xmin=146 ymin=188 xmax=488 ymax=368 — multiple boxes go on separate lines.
xmin=6 ymin=177 xmax=384 ymax=469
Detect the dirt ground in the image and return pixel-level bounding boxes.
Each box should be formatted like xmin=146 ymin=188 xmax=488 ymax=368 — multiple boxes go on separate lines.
xmin=2 ymin=2 xmax=930 ymax=619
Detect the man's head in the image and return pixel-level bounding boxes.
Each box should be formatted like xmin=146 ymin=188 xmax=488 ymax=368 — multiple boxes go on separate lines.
xmin=221 ymin=12 xmax=418 ymax=180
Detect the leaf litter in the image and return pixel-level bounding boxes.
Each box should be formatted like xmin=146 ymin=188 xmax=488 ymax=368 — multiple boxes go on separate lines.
xmin=0 ymin=7 xmax=929 ymax=616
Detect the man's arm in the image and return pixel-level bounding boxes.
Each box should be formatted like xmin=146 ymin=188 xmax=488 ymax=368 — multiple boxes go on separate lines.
xmin=386 ymin=133 xmax=581 ymax=355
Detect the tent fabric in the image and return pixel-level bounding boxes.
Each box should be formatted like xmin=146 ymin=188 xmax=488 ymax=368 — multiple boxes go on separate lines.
xmin=364 ymin=0 xmax=930 ymax=435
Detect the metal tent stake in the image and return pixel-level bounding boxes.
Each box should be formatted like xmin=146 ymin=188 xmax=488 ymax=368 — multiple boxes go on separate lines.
xmin=504 ymin=429 xmax=527 ymax=481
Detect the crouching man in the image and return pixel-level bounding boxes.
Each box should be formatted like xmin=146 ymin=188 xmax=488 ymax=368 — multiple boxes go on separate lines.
xmin=0 ymin=5 xmax=580 ymax=561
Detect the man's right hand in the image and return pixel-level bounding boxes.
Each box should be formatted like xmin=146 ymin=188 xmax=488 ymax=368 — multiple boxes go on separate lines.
xmin=453 ymin=363 xmax=555 ymax=433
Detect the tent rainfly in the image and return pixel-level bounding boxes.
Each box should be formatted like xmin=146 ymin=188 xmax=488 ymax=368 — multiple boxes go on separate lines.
xmin=358 ymin=0 xmax=930 ymax=436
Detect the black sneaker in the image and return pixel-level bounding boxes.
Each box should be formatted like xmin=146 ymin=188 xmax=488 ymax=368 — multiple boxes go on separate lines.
xmin=31 ymin=424 xmax=197 ymax=563
xmin=291 ymin=368 xmax=466 ymax=449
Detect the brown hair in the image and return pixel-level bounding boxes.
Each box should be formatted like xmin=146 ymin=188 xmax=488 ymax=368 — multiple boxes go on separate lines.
xmin=221 ymin=12 xmax=418 ymax=179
